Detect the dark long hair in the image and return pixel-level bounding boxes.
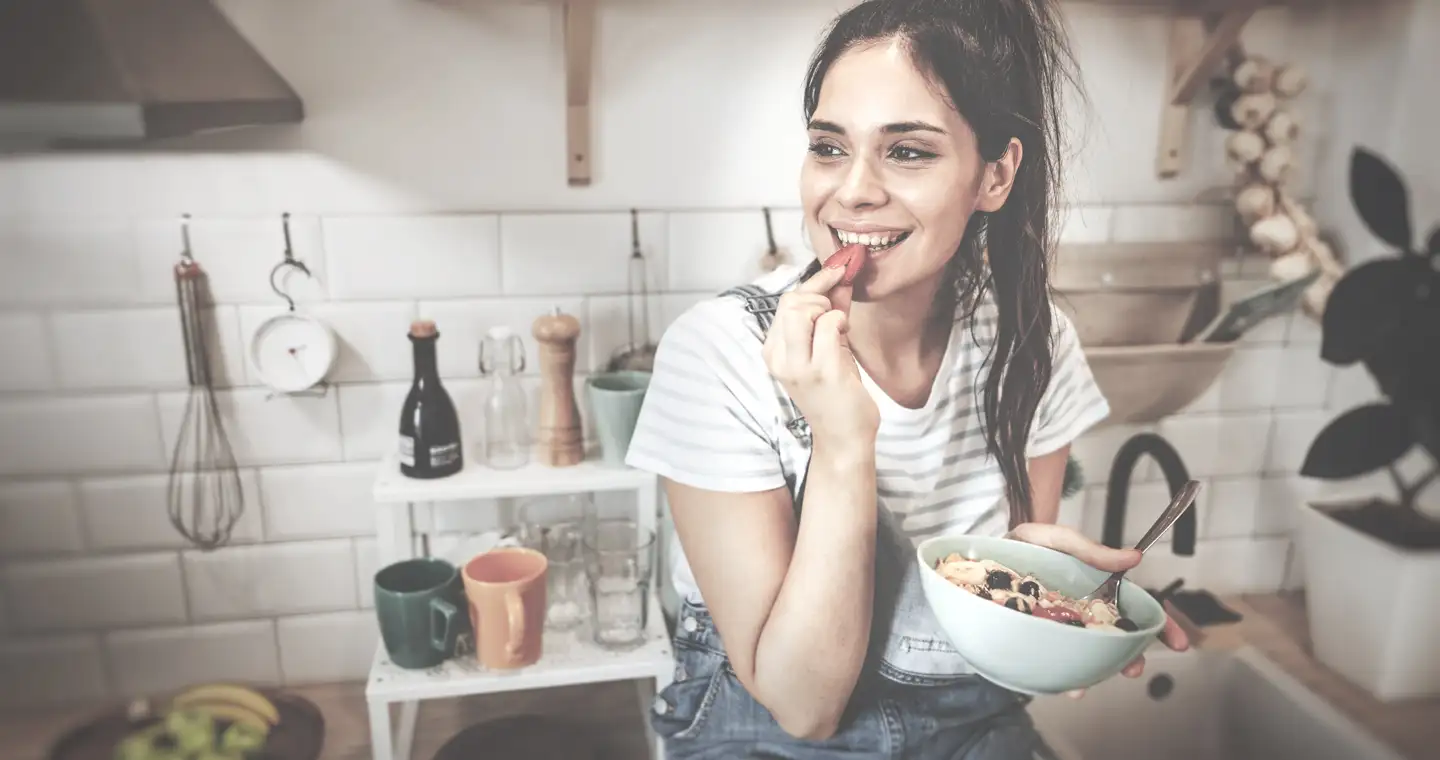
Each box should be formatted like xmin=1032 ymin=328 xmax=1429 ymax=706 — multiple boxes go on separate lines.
xmin=802 ymin=0 xmax=1082 ymax=526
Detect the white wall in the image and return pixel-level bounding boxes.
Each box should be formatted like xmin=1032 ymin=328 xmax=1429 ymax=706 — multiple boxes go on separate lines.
xmin=0 ymin=0 xmax=1422 ymax=706
xmin=1306 ymin=0 xmax=1425 ymax=265
xmin=1388 ymin=0 xmax=1439 ymax=244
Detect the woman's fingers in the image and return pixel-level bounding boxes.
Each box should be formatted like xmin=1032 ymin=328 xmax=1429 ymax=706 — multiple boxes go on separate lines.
xmin=1065 ymin=689 xmax=1086 ymax=699
xmin=810 ymin=309 xmax=851 ymax=371
xmin=1160 ymin=613 xmax=1191 ymax=651
xmin=795 ymin=258 xmax=850 ymax=295
xmin=1122 ymin=655 xmax=1146 ymax=679
xmin=1007 ymin=522 xmax=1142 ymax=573
xmin=772 ymin=295 xmax=829 ymax=368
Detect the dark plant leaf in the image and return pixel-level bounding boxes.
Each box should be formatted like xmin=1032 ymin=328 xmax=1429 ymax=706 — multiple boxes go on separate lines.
xmin=1420 ymin=405 xmax=1440 ymax=464
xmin=1350 ymin=147 xmax=1413 ymax=253
xmin=1319 ymin=258 xmax=1410 ymax=365
xmin=1301 ymin=403 xmax=1414 ymax=480
xmin=1363 ymin=347 xmax=1406 ymax=402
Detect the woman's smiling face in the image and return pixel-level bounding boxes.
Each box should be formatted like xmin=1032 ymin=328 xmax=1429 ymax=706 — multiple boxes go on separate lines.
xmin=801 ymin=39 xmax=1004 ymax=301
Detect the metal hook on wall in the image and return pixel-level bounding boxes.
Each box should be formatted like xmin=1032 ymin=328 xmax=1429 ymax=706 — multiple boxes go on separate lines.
xmin=268 ymin=212 xmax=312 ymax=311
xmin=180 ymin=213 xmax=195 ymax=262
xmin=762 ymin=207 xmax=777 ymax=254
xmin=760 ymin=207 xmax=785 ymax=272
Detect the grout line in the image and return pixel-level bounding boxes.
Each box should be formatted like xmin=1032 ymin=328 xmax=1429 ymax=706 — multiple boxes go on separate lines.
xmin=493 ymin=213 xmax=506 ymax=292
xmin=174 ymin=548 xmax=195 ymax=625
xmin=269 ymin=617 xmax=286 ymax=686
xmin=95 ymin=628 xmax=122 ymax=700
xmin=351 ymin=538 xmax=364 ymax=609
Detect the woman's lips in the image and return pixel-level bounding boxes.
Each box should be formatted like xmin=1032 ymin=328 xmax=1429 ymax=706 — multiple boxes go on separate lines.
xmin=823 ymin=243 xmax=868 ymax=285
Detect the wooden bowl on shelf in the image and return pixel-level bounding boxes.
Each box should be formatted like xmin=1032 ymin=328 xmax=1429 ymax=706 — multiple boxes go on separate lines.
xmin=1085 ymin=342 xmax=1236 ymax=426
xmin=1053 ymin=241 xmax=1226 ymax=348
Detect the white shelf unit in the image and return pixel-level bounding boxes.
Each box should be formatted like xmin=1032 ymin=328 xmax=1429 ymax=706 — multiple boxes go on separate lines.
xmin=365 ymin=449 xmax=675 ymax=760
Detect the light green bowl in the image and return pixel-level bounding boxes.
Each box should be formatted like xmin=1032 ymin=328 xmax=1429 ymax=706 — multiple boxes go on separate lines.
xmin=916 ymin=534 xmax=1167 ymax=695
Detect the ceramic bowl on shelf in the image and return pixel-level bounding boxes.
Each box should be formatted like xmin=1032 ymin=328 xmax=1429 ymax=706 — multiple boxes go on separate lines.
xmin=915 ymin=534 xmax=1168 ymax=696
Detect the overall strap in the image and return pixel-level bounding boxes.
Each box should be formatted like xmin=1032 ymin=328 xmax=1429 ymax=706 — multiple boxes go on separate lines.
xmin=718 ymin=278 xmax=817 ymax=513
xmin=717 ymin=282 xmax=811 ymax=449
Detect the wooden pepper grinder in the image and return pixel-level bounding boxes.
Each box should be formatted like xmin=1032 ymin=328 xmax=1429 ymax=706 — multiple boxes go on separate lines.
xmin=531 ymin=307 xmax=585 ymax=467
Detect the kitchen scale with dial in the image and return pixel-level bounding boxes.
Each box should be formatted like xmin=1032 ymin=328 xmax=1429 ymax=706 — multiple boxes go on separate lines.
xmin=249 ymin=311 xmax=337 ymax=394
xmin=247 ymin=213 xmax=337 ymax=395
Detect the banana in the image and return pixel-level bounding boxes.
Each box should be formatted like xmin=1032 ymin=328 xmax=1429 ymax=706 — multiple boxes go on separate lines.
xmin=175 ymin=701 xmax=273 ymax=737
xmin=170 ymin=683 xmax=280 ymax=726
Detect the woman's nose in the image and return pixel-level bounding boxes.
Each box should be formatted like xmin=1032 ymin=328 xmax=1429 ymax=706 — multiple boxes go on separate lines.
xmin=835 ymin=155 xmax=887 ymax=208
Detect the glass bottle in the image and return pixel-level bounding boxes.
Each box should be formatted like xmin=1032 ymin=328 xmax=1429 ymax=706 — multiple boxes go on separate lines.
xmin=399 ymin=319 xmax=463 ymax=479
xmin=479 ymin=325 xmax=530 ymax=469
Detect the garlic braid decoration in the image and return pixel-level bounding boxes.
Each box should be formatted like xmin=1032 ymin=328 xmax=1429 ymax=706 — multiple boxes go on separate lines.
xmin=1219 ymin=54 xmax=1343 ymax=320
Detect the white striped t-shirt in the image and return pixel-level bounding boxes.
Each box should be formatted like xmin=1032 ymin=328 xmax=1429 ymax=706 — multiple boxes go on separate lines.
xmin=625 ymin=265 xmax=1111 ymax=603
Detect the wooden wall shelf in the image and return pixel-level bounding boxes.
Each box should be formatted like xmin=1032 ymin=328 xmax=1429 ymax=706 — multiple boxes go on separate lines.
xmin=1155 ymin=0 xmax=1265 ymax=180
xmin=564 ymin=0 xmax=595 ymax=187
xmin=502 ymin=0 xmax=1358 ymax=186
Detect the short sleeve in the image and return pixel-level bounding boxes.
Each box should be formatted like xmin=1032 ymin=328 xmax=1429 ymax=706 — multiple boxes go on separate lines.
xmin=1027 ymin=306 xmax=1111 ymax=458
xmin=623 ymin=299 xmax=789 ymax=493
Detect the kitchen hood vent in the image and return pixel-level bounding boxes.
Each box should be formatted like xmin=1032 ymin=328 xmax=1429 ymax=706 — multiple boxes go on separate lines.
xmin=0 ymin=0 xmax=304 ymax=145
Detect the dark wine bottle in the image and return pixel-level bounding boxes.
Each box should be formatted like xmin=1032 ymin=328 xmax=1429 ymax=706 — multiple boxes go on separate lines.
xmin=399 ymin=319 xmax=463 ymax=479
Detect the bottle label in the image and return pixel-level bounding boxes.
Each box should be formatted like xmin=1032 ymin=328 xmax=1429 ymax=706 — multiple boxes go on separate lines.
xmin=398 ymin=435 xmax=416 ymax=467
xmin=429 ymin=442 xmax=460 ymax=469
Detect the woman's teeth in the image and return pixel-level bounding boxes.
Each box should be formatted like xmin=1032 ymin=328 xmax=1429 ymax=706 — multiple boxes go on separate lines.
xmin=834 ymin=228 xmax=909 ymax=251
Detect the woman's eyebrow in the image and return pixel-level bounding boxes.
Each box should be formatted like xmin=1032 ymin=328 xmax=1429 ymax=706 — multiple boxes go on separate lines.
xmin=882 ymin=120 xmax=947 ymax=135
xmin=807 ymin=118 xmax=846 ymax=134
xmin=806 ymin=118 xmax=948 ymax=136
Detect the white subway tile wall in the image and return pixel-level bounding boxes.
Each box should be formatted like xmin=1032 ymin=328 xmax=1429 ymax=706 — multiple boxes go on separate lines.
xmin=77 ymin=471 xmax=265 ymax=551
xmin=104 ymin=621 xmax=282 ymax=697
xmin=0 ymin=635 xmax=109 ymax=708
xmin=0 ymin=202 xmax=1337 ymax=703
xmin=0 ymin=0 xmax=1378 ymax=707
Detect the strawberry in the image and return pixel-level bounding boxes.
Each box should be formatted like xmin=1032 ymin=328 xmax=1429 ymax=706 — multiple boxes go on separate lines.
xmin=823 ymin=243 xmax=868 ymax=286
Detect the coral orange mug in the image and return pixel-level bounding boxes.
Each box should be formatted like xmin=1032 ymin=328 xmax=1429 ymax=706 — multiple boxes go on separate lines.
xmin=462 ymin=547 xmax=548 ymax=669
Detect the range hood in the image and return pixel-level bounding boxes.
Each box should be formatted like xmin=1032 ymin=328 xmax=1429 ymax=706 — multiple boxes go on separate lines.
xmin=0 ymin=0 xmax=304 ymax=145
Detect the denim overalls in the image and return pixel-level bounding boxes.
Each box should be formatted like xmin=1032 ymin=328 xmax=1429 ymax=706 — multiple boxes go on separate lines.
xmin=648 ymin=268 xmax=1049 ymax=759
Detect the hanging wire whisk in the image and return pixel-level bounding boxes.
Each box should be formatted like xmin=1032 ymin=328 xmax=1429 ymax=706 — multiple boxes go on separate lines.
xmin=167 ymin=215 xmax=245 ymax=550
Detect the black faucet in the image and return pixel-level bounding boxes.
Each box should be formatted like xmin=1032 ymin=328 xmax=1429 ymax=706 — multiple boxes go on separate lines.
xmin=1102 ymin=432 xmax=1196 ymax=556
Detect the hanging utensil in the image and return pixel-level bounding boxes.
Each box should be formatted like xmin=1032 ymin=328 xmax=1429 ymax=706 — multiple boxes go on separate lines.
xmin=759 ymin=207 xmax=787 ymax=272
xmin=168 ymin=214 xmax=245 ymax=551
xmin=606 ymin=209 xmax=657 ymax=372
xmin=248 ymin=213 xmax=336 ymax=397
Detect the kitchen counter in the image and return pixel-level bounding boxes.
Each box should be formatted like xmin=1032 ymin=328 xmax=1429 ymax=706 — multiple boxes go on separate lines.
xmin=4 ymin=593 xmax=1438 ymax=760
xmin=0 ymin=679 xmax=649 ymax=760
xmin=1195 ymin=592 xmax=1440 ymax=760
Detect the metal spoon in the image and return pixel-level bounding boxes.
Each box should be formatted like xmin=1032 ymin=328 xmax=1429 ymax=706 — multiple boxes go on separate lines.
xmin=1081 ymin=480 xmax=1203 ymax=607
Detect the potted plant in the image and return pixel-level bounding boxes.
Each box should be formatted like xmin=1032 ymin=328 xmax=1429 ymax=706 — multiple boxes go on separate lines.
xmin=1297 ymin=146 xmax=1440 ymax=702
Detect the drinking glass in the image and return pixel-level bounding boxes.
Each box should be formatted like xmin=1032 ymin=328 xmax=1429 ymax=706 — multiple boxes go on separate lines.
xmin=536 ymin=521 xmax=588 ymax=631
xmin=583 ymin=518 xmax=655 ymax=651
xmin=515 ymin=493 xmax=596 ymax=539
xmin=512 ymin=495 xmax=595 ymax=632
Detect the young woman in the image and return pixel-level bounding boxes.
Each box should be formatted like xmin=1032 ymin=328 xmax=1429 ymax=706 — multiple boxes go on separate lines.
xmin=625 ymin=0 xmax=1189 ymax=757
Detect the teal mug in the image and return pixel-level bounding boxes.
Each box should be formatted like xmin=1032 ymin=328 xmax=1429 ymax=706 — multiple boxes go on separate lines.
xmin=374 ymin=557 xmax=468 ymax=669
xmin=585 ymin=371 xmax=652 ymax=466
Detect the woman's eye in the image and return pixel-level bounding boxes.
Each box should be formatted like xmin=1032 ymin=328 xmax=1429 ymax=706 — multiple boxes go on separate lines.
xmin=890 ymin=145 xmax=937 ymax=162
xmin=807 ymin=141 xmax=844 ymax=159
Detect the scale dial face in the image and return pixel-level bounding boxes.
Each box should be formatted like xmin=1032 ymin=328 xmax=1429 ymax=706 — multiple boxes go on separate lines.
xmin=249 ymin=313 xmax=336 ymax=393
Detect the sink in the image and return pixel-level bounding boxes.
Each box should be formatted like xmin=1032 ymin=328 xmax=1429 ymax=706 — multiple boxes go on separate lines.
xmin=1027 ymin=647 xmax=1405 ymax=760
